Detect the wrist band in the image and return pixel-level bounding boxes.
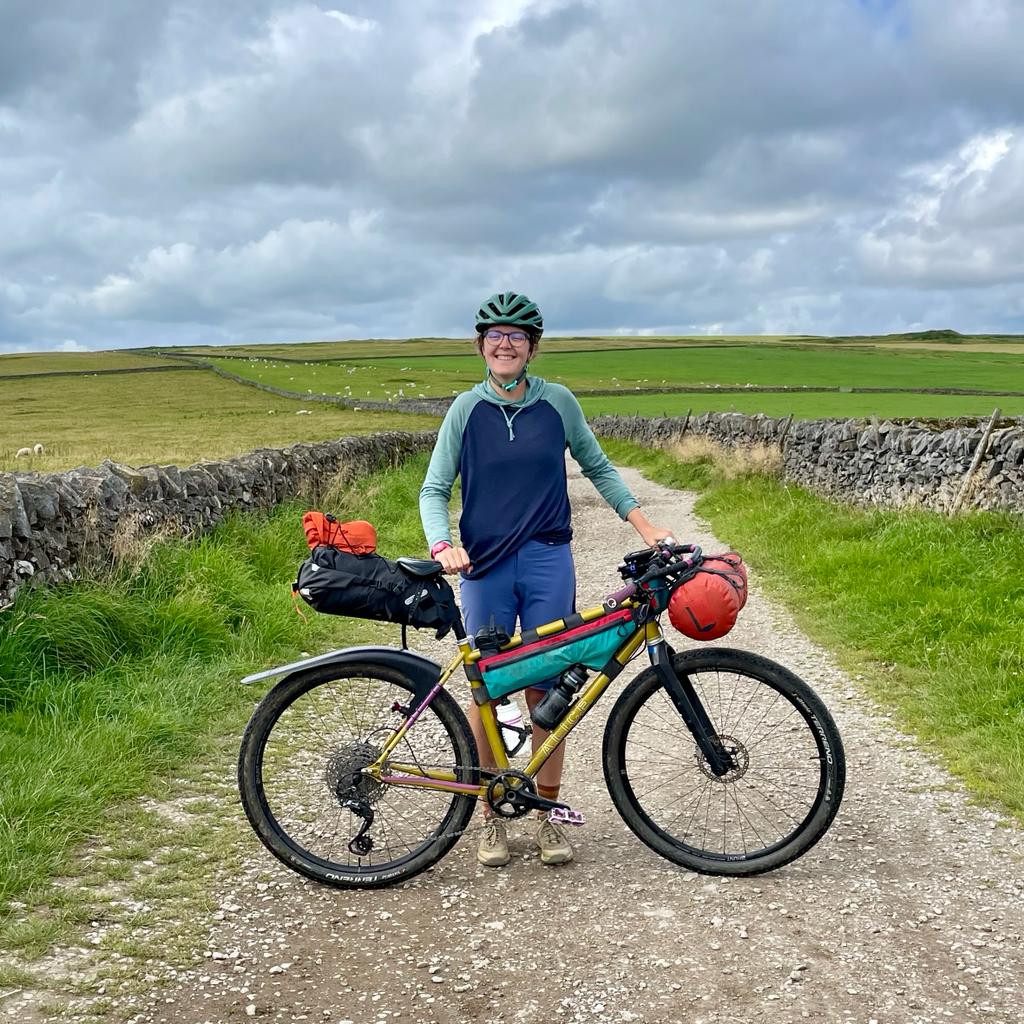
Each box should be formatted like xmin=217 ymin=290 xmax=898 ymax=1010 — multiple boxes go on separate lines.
xmin=430 ymin=541 xmax=452 ymax=558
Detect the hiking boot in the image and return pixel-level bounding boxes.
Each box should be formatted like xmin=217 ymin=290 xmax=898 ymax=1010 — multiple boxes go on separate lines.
xmin=477 ymin=818 xmax=510 ymax=867
xmin=535 ymin=817 xmax=574 ymax=865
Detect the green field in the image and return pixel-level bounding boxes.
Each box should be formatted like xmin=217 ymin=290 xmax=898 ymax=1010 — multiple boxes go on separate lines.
xmin=3 ymin=337 xmax=1023 ymax=473
xmin=0 ymin=370 xmax=438 ymax=472
xmin=0 ymin=351 xmax=178 ymax=376
xmin=160 ymin=329 xmax=1024 ymax=363
xmin=205 ymin=343 xmax=1024 ymax=410
xmin=580 ymin=392 xmax=1024 ymax=419
xmin=161 ymin=335 xmax=797 ymax=361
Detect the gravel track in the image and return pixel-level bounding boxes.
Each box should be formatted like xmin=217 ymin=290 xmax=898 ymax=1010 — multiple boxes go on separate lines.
xmin=11 ymin=463 xmax=1024 ymax=1023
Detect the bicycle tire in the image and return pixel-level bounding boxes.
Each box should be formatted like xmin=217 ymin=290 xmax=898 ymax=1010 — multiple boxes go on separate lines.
xmin=603 ymin=647 xmax=845 ymax=876
xmin=238 ymin=661 xmax=479 ymax=889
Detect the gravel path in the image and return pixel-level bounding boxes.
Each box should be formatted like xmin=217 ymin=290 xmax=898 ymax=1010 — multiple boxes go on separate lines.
xmin=15 ymin=463 xmax=1024 ymax=1023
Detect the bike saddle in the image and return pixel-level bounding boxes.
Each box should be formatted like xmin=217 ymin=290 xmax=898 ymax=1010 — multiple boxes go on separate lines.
xmin=396 ymin=556 xmax=445 ymax=577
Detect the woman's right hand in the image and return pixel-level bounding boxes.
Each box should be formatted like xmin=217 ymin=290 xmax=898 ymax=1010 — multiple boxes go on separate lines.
xmin=435 ymin=545 xmax=473 ymax=575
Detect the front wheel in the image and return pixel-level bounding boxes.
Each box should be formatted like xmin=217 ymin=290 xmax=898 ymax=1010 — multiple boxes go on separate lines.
xmin=603 ymin=648 xmax=845 ymax=875
xmin=238 ymin=662 xmax=479 ymax=889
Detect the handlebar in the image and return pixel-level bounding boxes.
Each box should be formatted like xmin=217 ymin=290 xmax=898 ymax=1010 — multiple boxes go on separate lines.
xmin=606 ymin=541 xmax=704 ymax=606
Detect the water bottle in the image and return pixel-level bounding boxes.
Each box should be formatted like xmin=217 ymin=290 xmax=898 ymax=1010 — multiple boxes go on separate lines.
xmin=531 ymin=664 xmax=589 ymax=731
xmin=496 ymin=697 xmax=529 ymax=756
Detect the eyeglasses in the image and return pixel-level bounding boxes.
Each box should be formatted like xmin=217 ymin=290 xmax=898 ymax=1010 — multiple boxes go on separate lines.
xmin=483 ymin=329 xmax=530 ymax=346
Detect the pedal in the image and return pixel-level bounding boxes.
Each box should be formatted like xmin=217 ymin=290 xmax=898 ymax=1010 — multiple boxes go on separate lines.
xmin=548 ymin=806 xmax=586 ymax=827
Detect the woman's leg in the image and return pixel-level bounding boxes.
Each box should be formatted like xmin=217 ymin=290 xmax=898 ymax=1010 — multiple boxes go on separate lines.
xmin=515 ymin=541 xmax=577 ymax=810
xmin=523 ymin=686 xmax=567 ymax=803
xmin=458 ymin=558 xmax=518 ymax=812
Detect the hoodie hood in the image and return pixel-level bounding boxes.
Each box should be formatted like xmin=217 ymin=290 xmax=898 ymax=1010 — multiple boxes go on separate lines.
xmin=471 ymin=375 xmax=548 ymax=408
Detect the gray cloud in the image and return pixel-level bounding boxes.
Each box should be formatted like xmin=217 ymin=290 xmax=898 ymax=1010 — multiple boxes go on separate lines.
xmin=3 ymin=0 xmax=1024 ymax=353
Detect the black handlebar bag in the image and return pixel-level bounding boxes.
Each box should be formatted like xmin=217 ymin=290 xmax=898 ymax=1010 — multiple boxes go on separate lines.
xmin=293 ymin=546 xmax=457 ymax=638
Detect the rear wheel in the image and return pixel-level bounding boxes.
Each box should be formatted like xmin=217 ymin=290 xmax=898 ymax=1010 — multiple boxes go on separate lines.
xmin=238 ymin=662 xmax=478 ymax=888
xmin=603 ymin=648 xmax=844 ymax=875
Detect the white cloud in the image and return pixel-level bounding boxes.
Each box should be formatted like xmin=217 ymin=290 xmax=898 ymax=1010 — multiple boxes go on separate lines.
xmin=4 ymin=0 xmax=1024 ymax=353
xmin=322 ymin=9 xmax=377 ymax=32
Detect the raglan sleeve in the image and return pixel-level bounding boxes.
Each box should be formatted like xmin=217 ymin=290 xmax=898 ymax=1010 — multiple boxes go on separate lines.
xmin=419 ymin=395 xmax=470 ymax=549
xmin=551 ymin=386 xmax=640 ymax=520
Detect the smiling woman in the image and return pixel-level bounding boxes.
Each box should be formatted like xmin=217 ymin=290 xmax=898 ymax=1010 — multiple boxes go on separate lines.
xmin=419 ymin=290 xmax=675 ymax=869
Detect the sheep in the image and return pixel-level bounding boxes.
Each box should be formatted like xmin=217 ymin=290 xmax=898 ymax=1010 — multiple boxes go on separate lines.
xmin=33 ymin=443 xmax=44 ymax=455
xmin=15 ymin=447 xmax=32 ymax=458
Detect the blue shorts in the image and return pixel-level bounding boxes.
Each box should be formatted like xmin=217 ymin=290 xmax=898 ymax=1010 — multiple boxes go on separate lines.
xmin=460 ymin=540 xmax=576 ymax=692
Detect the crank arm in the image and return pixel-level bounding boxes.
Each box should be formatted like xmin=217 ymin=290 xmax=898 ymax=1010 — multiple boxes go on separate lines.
xmin=651 ymin=643 xmax=734 ymax=777
xmin=508 ymin=789 xmax=571 ymax=815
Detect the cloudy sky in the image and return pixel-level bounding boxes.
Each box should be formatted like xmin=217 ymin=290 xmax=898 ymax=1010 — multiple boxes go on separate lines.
xmin=2 ymin=0 xmax=1024 ymax=353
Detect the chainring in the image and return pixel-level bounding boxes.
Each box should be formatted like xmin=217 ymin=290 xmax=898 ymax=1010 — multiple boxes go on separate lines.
xmin=485 ymin=770 xmax=536 ymax=819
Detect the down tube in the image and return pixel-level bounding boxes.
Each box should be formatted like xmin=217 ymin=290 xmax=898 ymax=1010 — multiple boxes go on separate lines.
xmin=524 ymin=626 xmax=647 ymax=776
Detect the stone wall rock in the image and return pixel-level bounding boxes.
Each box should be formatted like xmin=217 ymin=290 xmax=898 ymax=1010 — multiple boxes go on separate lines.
xmin=590 ymin=412 xmax=1024 ymax=516
xmin=0 ymin=431 xmax=436 ymax=608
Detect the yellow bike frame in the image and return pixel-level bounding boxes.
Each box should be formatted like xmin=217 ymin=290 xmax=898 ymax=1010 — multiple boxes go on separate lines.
xmin=365 ymin=603 xmax=662 ymax=800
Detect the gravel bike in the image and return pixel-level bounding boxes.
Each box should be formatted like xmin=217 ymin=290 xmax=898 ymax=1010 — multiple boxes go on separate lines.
xmin=238 ymin=542 xmax=845 ymax=889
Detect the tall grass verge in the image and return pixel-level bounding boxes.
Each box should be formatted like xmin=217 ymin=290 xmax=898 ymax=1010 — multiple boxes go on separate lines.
xmin=0 ymin=454 xmax=434 ymax=908
xmin=601 ymin=436 xmax=1024 ymax=820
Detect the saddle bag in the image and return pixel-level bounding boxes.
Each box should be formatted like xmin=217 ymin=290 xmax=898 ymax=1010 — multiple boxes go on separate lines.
xmin=293 ymin=544 xmax=457 ymax=638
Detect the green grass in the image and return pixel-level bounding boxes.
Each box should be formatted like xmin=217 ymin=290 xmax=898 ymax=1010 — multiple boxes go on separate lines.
xmin=602 ymin=438 xmax=1024 ymax=819
xmin=581 ymin=391 xmax=1024 ymax=419
xmin=0 ymin=369 xmax=439 ymax=472
xmin=206 ymin=343 xmax=1024 ymax=408
xmin=0 ymin=453 xmax=435 ymax=909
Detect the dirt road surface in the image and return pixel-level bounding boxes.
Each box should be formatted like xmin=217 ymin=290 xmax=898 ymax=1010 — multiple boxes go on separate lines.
xmin=9 ymin=463 xmax=1024 ymax=1024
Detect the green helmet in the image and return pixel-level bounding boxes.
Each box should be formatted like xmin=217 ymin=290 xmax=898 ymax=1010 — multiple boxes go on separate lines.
xmin=475 ymin=291 xmax=544 ymax=335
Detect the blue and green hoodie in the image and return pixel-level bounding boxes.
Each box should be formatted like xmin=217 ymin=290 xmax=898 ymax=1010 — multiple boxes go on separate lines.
xmin=419 ymin=376 xmax=639 ymax=577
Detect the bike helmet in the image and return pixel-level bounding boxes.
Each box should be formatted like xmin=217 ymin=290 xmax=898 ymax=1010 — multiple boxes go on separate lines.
xmin=667 ymin=553 xmax=747 ymax=641
xmin=475 ymin=291 xmax=544 ymax=335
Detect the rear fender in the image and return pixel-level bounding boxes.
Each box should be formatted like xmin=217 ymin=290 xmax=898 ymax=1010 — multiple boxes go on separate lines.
xmin=241 ymin=645 xmax=443 ymax=703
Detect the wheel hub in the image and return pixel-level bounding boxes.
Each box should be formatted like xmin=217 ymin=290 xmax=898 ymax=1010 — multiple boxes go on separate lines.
xmin=695 ymin=734 xmax=749 ymax=782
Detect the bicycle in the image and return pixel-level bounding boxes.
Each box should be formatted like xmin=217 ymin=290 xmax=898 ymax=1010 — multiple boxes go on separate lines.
xmin=238 ymin=542 xmax=846 ymax=889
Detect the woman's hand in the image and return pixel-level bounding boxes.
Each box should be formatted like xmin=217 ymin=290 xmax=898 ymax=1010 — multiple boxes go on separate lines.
xmin=435 ymin=545 xmax=473 ymax=575
xmin=626 ymin=508 xmax=675 ymax=548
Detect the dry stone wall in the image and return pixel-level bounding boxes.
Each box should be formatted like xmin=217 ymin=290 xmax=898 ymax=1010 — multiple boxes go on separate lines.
xmin=3 ymin=411 xmax=1021 ymax=609
xmin=590 ymin=412 xmax=1024 ymax=514
xmin=0 ymin=432 xmax=436 ymax=608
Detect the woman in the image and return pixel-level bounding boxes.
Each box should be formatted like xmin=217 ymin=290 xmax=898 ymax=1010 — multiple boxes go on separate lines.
xmin=419 ymin=291 xmax=673 ymax=868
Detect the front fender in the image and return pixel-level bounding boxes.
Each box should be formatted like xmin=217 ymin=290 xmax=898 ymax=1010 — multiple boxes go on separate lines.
xmin=241 ymin=645 xmax=443 ymax=703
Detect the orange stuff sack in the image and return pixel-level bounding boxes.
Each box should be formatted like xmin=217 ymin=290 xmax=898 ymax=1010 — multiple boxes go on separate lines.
xmin=668 ymin=571 xmax=740 ymax=641
xmin=302 ymin=512 xmax=377 ymax=553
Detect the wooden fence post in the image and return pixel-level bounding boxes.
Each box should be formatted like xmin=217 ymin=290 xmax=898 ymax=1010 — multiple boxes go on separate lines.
xmin=779 ymin=413 xmax=794 ymax=450
xmin=949 ymin=407 xmax=1001 ymax=515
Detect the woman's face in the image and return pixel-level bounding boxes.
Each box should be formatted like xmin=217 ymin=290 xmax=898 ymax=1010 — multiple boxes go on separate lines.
xmin=478 ymin=326 xmax=534 ymax=383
